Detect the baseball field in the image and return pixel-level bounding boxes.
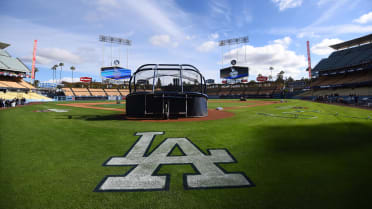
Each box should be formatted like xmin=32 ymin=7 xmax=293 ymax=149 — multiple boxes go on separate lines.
xmin=1 ymin=99 xmax=372 ymax=209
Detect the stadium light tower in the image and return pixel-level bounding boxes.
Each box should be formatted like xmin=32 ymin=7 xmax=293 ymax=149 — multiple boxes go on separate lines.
xmin=218 ymin=36 xmax=250 ymax=84
xmin=269 ymin=66 xmax=274 ymax=81
xmin=218 ymin=36 xmax=249 ymax=68
xmin=99 ymin=35 xmax=132 ymax=68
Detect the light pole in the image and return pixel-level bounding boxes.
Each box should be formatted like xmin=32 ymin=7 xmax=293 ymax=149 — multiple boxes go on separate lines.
xmin=99 ymin=35 xmax=131 ymax=68
xmin=269 ymin=66 xmax=274 ymax=81
xmin=219 ymin=36 xmax=249 ymax=66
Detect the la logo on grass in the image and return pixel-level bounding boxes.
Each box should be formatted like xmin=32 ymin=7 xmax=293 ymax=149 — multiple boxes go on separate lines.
xmin=95 ymin=132 xmax=253 ymax=192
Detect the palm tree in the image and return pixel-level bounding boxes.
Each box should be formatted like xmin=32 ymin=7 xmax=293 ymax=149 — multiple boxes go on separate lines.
xmin=34 ymin=67 xmax=39 ymax=79
xmin=70 ymin=66 xmax=76 ymax=83
xmin=34 ymin=80 xmax=40 ymax=88
xmin=59 ymin=62 xmax=64 ymax=83
xmin=51 ymin=65 xmax=58 ymax=85
xmin=51 ymin=66 xmax=54 ymax=84
xmin=276 ymin=70 xmax=285 ymax=83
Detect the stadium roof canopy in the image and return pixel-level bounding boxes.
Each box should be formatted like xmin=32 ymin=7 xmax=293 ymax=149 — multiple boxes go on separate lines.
xmin=0 ymin=42 xmax=10 ymax=49
xmin=330 ymin=33 xmax=372 ymax=50
xmin=312 ymin=42 xmax=372 ymax=74
xmin=0 ymin=42 xmax=30 ymax=73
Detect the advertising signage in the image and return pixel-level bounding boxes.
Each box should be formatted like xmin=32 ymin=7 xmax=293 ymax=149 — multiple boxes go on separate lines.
xmin=80 ymin=77 xmax=92 ymax=82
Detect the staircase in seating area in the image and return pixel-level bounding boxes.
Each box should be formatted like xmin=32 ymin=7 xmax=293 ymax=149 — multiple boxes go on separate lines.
xmin=71 ymin=88 xmax=91 ymax=96
xmin=62 ymin=88 xmax=75 ymax=96
xmin=88 ymin=88 xmax=107 ymax=97
xmin=118 ymin=89 xmax=129 ymax=97
xmin=103 ymin=89 xmax=121 ymax=96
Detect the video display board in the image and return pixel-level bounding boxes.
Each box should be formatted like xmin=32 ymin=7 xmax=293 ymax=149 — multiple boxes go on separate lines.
xmin=101 ymin=67 xmax=131 ymax=80
xmin=220 ymin=66 xmax=249 ymax=79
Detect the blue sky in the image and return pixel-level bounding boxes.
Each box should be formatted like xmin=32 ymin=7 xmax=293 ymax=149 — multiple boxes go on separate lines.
xmin=0 ymin=0 xmax=371 ymax=83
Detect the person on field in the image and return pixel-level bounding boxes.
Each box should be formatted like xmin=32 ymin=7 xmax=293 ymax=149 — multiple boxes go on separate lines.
xmin=354 ymin=95 xmax=358 ymax=105
xmin=11 ymin=98 xmax=16 ymax=107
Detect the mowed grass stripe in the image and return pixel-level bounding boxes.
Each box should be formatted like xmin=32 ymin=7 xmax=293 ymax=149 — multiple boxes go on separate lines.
xmin=0 ymin=99 xmax=372 ymax=209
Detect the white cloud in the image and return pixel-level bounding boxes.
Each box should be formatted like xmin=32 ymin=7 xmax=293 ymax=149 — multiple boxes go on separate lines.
xmin=311 ymin=38 xmax=343 ymax=55
xmin=270 ymin=0 xmax=358 ymax=38
xmin=353 ymin=12 xmax=372 ymax=24
xmin=272 ymin=0 xmax=303 ymax=11
xmin=20 ymin=48 xmax=83 ymax=66
xmin=172 ymin=42 xmax=179 ymax=47
xmin=150 ymin=35 xmax=171 ymax=46
xmin=87 ymin=0 xmax=187 ymax=40
xmin=271 ymin=24 xmax=372 ymax=38
xmin=317 ymin=0 xmax=333 ymax=6
xmin=297 ymin=31 xmax=320 ymax=38
xmin=43 ymin=77 xmax=83 ymax=83
xmin=20 ymin=56 xmax=50 ymax=66
xmin=96 ymin=0 xmax=118 ymax=7
xmin=318 ymin=24 xmax=372 ymax=35
xmin=125 ymin=0 xmax=186 ymax=39
xmin=149 ymin=34 xmax=178 ymax=47
xmin=196 ymin=41 xmax=219 ymax=52
xmin=186 ymin=35 xmax=196 ymax=40
xmin=210 ymin=33 xmax=219 ymax=40
xmin=223 ymin=37 xmax=307 ymax=79
xmin=312 ymin=0 xmax=347 ymax=26
xmin=39 ymin=48 xmax=83 ymax=64
xmin=0 ymin=15 xmax=108 ymax=79
xmin=209 ymin=0 xmax=231 ymax=22
xmin=273 ymin=36 xmax=292 ymax=47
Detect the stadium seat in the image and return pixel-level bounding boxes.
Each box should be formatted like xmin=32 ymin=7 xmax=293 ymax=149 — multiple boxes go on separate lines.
xmin=104 ymin=89 xmax=121 ymax=96
xmin=0 ymin=91 xmax=51 ymax=100
xmin=62 ymin=88 xmax=75 ymax=96
xmin=71 ymin=88 xmax=91 ymax=96
xmin=18 ymin=80 xmax=35 ymax=89
xmin=89 ymin=88 xmax=107 ymax=96
xmin=118 ymin=89 xmax=129 ymax=97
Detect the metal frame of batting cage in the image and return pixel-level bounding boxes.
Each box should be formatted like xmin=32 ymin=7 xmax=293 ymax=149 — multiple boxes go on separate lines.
xmin=126 ymin=64 xmax=208 ymax=119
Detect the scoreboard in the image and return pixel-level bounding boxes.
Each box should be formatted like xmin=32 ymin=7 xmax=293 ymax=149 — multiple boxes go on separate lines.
xmin=101 ymin=67 xmax=131 ymax=80
xmin=220 ymin=66 xmax=249 ymax=79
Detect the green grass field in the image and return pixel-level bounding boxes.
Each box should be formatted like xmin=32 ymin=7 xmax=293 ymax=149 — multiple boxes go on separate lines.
xmin=1 ymin=99 xmax=372 ymax=209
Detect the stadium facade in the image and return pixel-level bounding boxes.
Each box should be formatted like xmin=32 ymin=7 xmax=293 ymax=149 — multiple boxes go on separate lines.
xmin=298 ymin=34 xmax=372 ymax=100
xmin=0 ymin=41 xmax=51 ymax=102
xmin=205 ymin=34 xmax=372 ymax=102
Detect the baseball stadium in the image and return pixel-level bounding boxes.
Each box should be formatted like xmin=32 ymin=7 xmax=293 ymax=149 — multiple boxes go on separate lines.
xmin=1 ymin=1 xmax=372 ymax=209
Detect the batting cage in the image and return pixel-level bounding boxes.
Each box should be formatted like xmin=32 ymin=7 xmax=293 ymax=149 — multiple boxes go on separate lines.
xmin=126 ymin=64 xmax=208 ymax=119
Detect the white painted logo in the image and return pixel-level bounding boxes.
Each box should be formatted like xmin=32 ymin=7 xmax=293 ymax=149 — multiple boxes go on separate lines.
xmin=95 ymin=132 xmax=253 ymax=192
